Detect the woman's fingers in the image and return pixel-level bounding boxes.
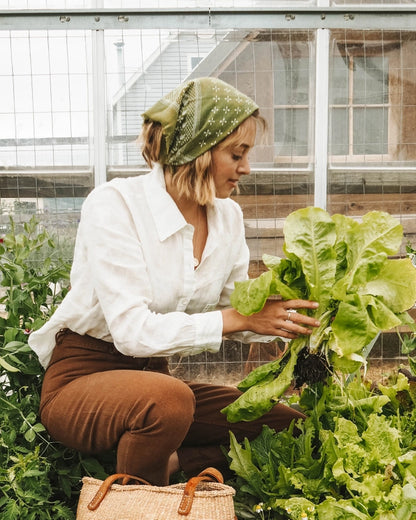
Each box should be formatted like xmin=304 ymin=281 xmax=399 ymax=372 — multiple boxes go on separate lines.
xmin=282 ymin=299 xmax=320 ymax=311
xmin=279 ymin=318 xmax=314 ymax=337
xmin=266 ymin=299 xmax=320 ymax=337
xmin=222 ymin=299 xmax=320 ymax=337
xmin=283 ymin=310 xmax=320 ymax=328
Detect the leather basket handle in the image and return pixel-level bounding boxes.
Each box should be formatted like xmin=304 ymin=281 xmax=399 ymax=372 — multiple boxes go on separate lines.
xmin=87 ymin=473 xmax=150 ymax=511
xmin=195 ymin=467 xmax=224 ymax=484
xmin=177 ymin=467 xmax=224 ymax=516
xmin=87 ymin=468 xmax=234 ymax=518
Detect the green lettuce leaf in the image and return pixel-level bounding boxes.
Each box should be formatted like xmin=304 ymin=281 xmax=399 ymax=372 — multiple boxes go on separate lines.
xmin=347 ymin=211 xmax=403 ymax=263
xmin=329 ymin=299 xmax=380 ymax=358
xmin=236 ymin=356 xmax=282 ymax=392
xmin=362 ymin=414 xmax=401 ymax=466
xmin=395 ymin=483 xmax=416 ymax=520
xmin=283 ymin=206 xmax=337 ymax=305
xmin=316 ymin=498 xmax=369 ymax=519
xmin=223 ymin=339 xmax=304 ymax=422
xmin=225 ymin=207 xmax=416 ymax=420
xmin=332 ymin=211 xmax=403 ymax=300
xmin=360 ymin=258 xmax=416 ymax=313
xmin=228 ymin=431 xmax=266 ymax=500
xmin=230 ymin=270 xmax=274 ymax=316
xmin=364 ymin=295 xmax=404 ymax=331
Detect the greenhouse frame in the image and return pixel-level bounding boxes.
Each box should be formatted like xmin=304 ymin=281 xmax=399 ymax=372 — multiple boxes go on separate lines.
xmin=1 ymin=1 xmax=416 ymax=381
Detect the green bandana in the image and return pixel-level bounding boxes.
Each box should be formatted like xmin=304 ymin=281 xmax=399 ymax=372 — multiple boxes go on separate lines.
xmin=142 ymin=77 xmax=258 ymax=166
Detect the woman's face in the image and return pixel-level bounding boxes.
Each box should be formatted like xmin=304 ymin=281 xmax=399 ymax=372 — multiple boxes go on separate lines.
xmin=210 ymin=117 xmax=257 ymax=199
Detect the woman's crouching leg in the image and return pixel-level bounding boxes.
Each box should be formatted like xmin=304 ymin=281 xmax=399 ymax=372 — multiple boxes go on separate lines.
xmin=41 ymin=370 xmax=195 ymax=485
xmin=115 ymin=372 xmax=196 ymax=484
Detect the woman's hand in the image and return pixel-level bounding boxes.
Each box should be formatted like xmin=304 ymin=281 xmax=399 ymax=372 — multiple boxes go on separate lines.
xmin=222 ymin=299 xmax=320 ymax=339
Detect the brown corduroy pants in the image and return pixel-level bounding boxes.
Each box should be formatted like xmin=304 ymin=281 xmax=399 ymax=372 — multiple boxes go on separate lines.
xmin=40 ymin=329 xmax=304 ymax=485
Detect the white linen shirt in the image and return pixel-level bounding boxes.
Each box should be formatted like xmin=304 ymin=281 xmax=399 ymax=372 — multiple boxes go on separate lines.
xmin=29 ymin=164 xmax=271 ymax=369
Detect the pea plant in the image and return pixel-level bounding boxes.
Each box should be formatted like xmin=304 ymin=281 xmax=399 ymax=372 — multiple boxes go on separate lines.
xmin=0 ymin=216 xmax=112 ymax=520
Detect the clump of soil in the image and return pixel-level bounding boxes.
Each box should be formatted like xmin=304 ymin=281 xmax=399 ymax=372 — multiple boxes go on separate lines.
xmin=294 ymin=347 xmax=332 ymax=388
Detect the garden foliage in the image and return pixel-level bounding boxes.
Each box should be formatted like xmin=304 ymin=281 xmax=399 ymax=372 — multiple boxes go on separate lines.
xmin=229 ymin=372 xmax=416 ymax=520
xmin=0 ymin=217 xmax=112 ymax=519
xmin=1 ymin=213 xmax=416 ymax=519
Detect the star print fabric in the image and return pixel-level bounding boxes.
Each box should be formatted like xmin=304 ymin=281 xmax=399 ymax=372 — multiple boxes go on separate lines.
xmin=142 ymin=77 xmax=258 ymax=166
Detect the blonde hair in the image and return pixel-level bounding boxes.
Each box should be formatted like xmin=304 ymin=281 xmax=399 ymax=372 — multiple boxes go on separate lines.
xmin=139 ymin=110 xmax=266 ymax=205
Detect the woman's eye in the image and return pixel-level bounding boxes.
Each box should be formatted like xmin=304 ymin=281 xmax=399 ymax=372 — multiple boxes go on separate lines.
xmin=232 ymin=154 xmax=242 ymax=161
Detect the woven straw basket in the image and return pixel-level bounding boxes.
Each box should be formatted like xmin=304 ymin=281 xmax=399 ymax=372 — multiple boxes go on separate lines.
xmin=76 ymin=468 xmax=236 ymax=520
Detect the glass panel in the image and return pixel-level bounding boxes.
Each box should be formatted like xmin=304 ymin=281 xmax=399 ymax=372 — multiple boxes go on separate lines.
xmin=13 ymin=76 xmax=34 ymax=112
xmin=330 ymin=107 xmax=349 ymax=155
xmin=273 ymin=56 xmax=310 ymax=105
xmin=32 ymin=76 xmax=52 ymax=112
xmin=353 ymin=107 xmax=388 ymax=155
xmin=0 ymin=29 xmax=92 ymax=256
xmin=328 ymin=30 xmax=414 ymax=165
xmin=274 ymin=108 xmax=309 ymax=156
xmin=0 ymin=30 xmax=92 ymax=169
xmin=0 ymin=76 xmax=15 ymax=113
xmin=0 ymin=0 xmax=91 ymax=7
xmin=0 ymin=36 xmax=12 ymax=75
xmin=353 ymin=56 xmax=389 ymax=105
xmin=106 ymin=28 xmax=225 ymax=168
xmin=270 ymin=33 xmax=313 ymax=168
xmin=331 ymin=56 xmax=349 ymax=105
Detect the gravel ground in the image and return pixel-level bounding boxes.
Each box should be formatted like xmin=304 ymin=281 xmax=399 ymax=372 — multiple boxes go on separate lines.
xmin=364 ymin=358 xmax=410 ymax=384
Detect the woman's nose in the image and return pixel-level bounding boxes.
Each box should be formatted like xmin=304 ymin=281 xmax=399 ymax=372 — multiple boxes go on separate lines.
xmin=238 ymin=155 xmax=251 ymax=175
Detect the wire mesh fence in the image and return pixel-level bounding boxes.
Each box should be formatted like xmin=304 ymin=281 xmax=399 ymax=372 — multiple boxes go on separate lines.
xmin=1 ymin=8 xmax=415 ymax=384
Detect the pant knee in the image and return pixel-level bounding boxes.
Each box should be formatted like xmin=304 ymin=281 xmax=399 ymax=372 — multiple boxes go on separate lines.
xmin=152 ymin=379 xmax=196 ymax=432
xmin=126 ymin=377 xmax=195 ymax=437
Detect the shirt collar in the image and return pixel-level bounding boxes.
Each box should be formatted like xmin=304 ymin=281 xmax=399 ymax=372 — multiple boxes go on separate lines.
xmin=143 ymin=163 xmax=226 ymax=245
xmin=143 ymin=164 xmax=188 ymax=242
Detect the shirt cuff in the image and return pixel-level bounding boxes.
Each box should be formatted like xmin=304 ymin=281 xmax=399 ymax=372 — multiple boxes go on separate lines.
xmin=179 ymin=310 xmax=223 ymax=356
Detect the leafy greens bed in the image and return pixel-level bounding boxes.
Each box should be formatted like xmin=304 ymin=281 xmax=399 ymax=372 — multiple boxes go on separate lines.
xmin=229 ymin=372 xmax=416 ymax=520
xmin=222 ymin=208 xmax=416 ymax=423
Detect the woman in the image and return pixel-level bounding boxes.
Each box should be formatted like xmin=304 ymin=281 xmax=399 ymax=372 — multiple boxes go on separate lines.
xmin=28 ymin=77 xmax=320 ymax=486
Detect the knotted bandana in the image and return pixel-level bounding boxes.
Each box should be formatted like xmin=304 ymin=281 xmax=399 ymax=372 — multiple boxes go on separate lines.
xmin=142 ymin=77 xmax=258 ymax=166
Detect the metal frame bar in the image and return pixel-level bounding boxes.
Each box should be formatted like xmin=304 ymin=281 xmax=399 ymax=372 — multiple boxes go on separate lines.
xmin=2 ymin=7 xmax=416 ymax=197
xmin=1 ymin=7 xmax=416 ymax=31
xmin=91 ymin=28 xmax=107 ymax=187
xmin=314 ymin=28 xmax=330 ymax=210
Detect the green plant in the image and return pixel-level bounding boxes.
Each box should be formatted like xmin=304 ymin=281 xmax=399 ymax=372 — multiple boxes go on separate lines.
xmin=0 ymin=216 xmax=113 ymax=519
xmin=223 ymin=208 xmax=416 ymax=422
xmin=229 ymin=372 xmax=416 ymax=519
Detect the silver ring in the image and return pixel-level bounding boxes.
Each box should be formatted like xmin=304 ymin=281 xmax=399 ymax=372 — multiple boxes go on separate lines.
xmin=286 ymin=309 xmax=297 ymax=322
